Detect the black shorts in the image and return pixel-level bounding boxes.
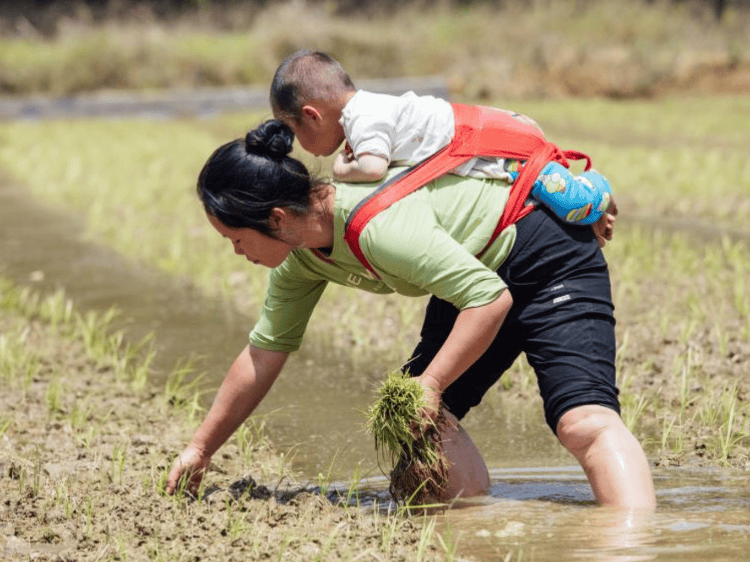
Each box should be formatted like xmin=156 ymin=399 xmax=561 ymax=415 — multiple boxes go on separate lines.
xmin=403 ymin=206 xmax=620 ymax=433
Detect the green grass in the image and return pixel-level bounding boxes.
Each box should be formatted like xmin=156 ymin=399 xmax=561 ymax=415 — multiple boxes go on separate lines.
xmin=501 ymin=95 xmax=750 ymax=232
xmin=0 ymin=277 xmax=195 ymax=403
xmin=605 ymin=225 xmax=750 ymax=462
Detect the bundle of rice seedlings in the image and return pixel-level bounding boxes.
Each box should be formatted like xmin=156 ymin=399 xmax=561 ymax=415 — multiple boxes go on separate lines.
xmin=365 ymin=370 xmax=449 ymax=506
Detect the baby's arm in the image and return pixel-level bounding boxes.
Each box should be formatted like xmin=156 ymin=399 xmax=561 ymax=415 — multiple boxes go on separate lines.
xmin=333 ymin=147 xmax=389 ymax=182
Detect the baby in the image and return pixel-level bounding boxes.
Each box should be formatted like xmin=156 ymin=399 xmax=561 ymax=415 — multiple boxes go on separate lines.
xmin=270 ymin=49 xmax=616 ymax=241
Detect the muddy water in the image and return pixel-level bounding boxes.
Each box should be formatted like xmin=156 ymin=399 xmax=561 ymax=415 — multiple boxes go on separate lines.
xmin=437 ymin=467 xmax=750 ymax=561
xmin=344 ymin=468 xmax=750 ymax=560
xmin=4 ymin=185 xmax=750 ymax=561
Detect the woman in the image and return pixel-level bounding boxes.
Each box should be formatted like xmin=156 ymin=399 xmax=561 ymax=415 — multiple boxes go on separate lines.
xmin=166 ymin=120 xmax=655 ymax=509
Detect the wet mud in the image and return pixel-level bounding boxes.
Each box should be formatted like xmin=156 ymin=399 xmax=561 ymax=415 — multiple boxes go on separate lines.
xmin=3 ymin=298 xmax=750 ymax=561
xmin=0 ymin=299 xmax=445 ymax=561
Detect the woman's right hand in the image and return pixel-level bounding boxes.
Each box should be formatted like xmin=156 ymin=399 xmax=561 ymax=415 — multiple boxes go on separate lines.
xmin=166 ymin=443 xmax=212 ymax=496
xmin=163 ymin=346 xmax=288 ymax=497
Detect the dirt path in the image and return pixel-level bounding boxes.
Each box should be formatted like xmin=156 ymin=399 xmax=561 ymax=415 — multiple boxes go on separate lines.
xmin=0 ymin=76 xmax=449 ymax=120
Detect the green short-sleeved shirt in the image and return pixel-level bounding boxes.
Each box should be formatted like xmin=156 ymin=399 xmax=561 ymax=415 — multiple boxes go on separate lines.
xmin=249 ymin=169 xmax=517 ymax=352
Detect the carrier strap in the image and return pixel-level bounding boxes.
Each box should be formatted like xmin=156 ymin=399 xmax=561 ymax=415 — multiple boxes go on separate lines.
xmin=343 ymin=103 xmax=591 ymax=277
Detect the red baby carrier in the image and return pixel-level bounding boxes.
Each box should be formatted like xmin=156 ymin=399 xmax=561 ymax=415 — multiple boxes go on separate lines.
xmin=343 ymin=103 xmax=592 ymax=278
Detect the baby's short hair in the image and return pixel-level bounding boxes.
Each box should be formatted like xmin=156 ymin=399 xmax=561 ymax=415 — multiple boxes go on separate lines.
xmin=270 ymin=50 xmax=356 ymax=120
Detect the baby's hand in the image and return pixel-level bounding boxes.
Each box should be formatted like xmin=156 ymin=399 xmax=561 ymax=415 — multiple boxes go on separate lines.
xmin=342 ymin=142 xmax=354 ymax=162
xmin=333 ymin=151 xmax=389 ymax=182
xmin=592 ymin=198 xmax=618 ymax=248
xmin=333 ymin=143 xmax=355 ymax=172
xmin=333 ymin=150 xmax=353 ymax=179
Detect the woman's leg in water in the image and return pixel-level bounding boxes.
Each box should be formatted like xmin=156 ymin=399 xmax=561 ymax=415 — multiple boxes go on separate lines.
xmin=438 ymin=409 xmax=490 ymax=499
xmin=556 ymin=405 xmax=656 ymax=509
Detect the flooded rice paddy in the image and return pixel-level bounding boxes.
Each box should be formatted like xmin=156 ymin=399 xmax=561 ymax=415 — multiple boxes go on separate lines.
xmin=441 ymin=467 xmax=750 ymax=561
xmin=3 ymin=181 xmax=750 ymax=561
xmin=332 ymin=466 xmax=750 ymax=560
xmin=2 ymin=87 xmax=750 ymax=559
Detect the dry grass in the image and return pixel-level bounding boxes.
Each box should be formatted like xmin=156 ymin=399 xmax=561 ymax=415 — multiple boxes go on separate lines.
xmin=0 ymin=0 xmax=748 ymax=99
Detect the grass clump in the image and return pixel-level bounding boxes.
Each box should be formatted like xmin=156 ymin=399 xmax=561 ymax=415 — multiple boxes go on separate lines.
xmin=366 ymin=370 xmax=449 ymax=506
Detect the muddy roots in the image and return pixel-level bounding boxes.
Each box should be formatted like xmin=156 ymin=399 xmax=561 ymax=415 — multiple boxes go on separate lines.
xmin=366 ymin=371 xmax=450 ymax=506
xmin=388 ymin=407 xmax=449 ymax=506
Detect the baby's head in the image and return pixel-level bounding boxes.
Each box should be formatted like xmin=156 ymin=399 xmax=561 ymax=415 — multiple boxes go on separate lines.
xmin=270 ymin=50 xmax=355 ymax=156
xmin=271 ymin=50 xmax=355 ymax=120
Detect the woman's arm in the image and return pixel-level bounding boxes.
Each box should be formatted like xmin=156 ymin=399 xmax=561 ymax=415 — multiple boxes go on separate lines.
xmin=417 ymin=289 xmax=513 ymax=411
xmin=166 ymin=344 xmax=288 ymax=494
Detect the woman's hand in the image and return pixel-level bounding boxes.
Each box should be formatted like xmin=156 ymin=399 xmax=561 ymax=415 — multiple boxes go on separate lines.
xmin=166 ymin=443 xmax=212 ymax=496
xmin=414 ymin=373 xmax=444 ymax=434
xmin=163 ymin=346 xmax=287 ymax=496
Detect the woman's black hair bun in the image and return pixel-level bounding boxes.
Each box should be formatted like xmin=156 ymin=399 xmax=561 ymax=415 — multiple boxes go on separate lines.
xmin=245 ymin=119 xmax=294 ymax=160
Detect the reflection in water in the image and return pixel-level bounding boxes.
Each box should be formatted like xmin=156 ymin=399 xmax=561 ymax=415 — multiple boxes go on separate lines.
xmin=489 ymin=466 xmax=595 ymax=504
xmin=438 ymin=501 xmax=657 ymax=562
xmin=330 ymin=468 xmax=750 ymax=561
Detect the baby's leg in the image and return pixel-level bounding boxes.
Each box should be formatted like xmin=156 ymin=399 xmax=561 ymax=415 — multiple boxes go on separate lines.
xmin=532 ymin=162 xmax=613 ymax=225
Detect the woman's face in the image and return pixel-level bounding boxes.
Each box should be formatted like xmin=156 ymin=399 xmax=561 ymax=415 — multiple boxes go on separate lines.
xmin=207 ymin=214 xmax=294 ymax=269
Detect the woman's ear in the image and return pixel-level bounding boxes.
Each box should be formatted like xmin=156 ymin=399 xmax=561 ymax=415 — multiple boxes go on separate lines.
xmin=269 ymin=207 xmax=288 ymax=231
